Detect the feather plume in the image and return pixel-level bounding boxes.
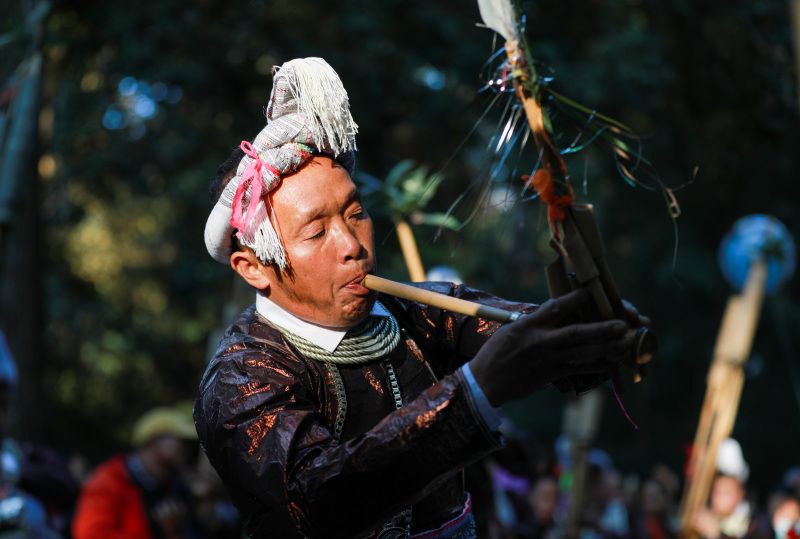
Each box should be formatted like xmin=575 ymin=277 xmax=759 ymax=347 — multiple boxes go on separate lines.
xmin=477 ymin=0 xmax=518 ymax=43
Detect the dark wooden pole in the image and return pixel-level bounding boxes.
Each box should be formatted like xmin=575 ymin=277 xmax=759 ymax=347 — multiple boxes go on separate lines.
xmin=0 ymin=7 xmax=45 ymax=440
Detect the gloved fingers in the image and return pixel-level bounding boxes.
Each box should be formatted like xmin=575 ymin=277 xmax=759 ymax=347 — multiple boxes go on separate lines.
xmin=524 ymin=288 xmax=591 ymax=326
xmin=550 ymin=357 xmax=616 ymax=379
xmin=545 ymin=320 xmax=627 ymax=347
xmin=622 ymin=299 xmax=651 ymax=328
xmin=554 ymin=333 xmax=634 ymax=365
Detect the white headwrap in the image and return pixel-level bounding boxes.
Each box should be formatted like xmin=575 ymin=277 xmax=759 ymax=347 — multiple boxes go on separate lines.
xmin=204 ymin=57 xmax=358 ymax=268
xmin=717 ymin=438 xmax=750 ymax=483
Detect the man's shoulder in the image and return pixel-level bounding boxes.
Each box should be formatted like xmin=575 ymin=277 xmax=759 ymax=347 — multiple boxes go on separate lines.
xmin=200 ymin=305 xmax=315 ymax=395
xmin=220 ymin=304 xmax=283 ymax=347
xmin=208 ymin=304 xmax=300 ymax=361
xmin=194 ymin=305 xmax=320 ymax=447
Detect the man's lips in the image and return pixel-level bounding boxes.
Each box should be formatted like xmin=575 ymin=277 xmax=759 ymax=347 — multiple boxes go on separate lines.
xmin=344 ymin=271 xmax=371 ymax=296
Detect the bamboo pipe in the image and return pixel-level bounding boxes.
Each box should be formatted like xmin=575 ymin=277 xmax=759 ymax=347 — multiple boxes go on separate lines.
xmin=363 ymin=275 xmax=653 ymax=365
xmin=362 ymin=274 xmax=521 ymax=323
xmin=394 ymin=220 xmax=426 ymax=282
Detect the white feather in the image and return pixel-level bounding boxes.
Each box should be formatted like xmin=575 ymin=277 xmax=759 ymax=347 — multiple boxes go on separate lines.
xmin=477 ymin=0 xmax=518 ymax=42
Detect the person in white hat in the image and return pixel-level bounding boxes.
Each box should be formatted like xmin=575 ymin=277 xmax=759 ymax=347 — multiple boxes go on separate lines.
xmin=194 ymin=57 xmax=646 ymax=539
xmin=689 ymin=439 xmax=771 ymax=539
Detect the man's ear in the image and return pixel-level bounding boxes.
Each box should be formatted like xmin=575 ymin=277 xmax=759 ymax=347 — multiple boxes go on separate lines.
xmin=230 ymin=249 xmax=271 ymax=291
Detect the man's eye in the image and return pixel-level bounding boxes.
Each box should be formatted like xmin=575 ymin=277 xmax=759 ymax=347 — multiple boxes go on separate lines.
xmin=350 ymin=210 xmax=367 ymax=220
xmin=308 ymin=229 xmax=325 ymax=240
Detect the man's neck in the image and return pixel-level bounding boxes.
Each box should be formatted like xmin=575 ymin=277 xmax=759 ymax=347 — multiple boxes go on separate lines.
xmin=255 ymin=293 xmax=389 ymax=353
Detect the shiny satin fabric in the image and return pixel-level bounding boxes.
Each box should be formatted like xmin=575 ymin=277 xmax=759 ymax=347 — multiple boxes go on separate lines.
xmin=194 ymin=282 xmax=536 ymax=538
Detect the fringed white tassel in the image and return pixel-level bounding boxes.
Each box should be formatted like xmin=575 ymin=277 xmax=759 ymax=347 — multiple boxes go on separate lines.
xmin=279 ymin=57 xmax=358 ymax=156
xmin=251 ymin=209 xmax=288 ymax=270
xmin=236 ymin=199 xmax=288 ymax=270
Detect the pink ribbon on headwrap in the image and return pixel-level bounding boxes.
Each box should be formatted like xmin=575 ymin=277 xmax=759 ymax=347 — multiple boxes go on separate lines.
xmin=230 ymin=141 xmax=281 ymax=234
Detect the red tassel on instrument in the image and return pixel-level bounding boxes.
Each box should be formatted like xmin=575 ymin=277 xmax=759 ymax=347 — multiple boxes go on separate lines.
xmin=522 ymin=168 xmax=574 ymax=224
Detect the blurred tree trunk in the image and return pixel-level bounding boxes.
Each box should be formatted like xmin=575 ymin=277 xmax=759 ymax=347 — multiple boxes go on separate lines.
xmin=0 ymin=46 xmax=44 ymax=438
xmin=792 ymin=0 xmax=800 ymax=112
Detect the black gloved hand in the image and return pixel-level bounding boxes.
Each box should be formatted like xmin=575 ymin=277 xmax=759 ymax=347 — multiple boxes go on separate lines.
xmin=622 ymin=299 xmax=652 ymax=328
xmin=468 ymin=288 xmax=635 ymax=407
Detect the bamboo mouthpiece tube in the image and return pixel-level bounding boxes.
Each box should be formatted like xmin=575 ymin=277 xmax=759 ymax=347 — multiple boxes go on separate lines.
xmin=362 ymin=274 xmax=521 ymax=323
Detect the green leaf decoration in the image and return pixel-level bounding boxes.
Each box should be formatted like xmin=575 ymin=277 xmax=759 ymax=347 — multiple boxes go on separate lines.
xmin=409 ymin=212 xmax=461 ymax=231
xmin=353 ymin=171 xmax=384 ymax=198
xmin=360 ymin=160 xmax=449 ymax=222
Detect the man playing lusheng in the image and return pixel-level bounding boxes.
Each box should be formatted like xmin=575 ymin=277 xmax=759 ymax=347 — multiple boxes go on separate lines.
xmin=194 ymin=57 xmax=646 ymax=539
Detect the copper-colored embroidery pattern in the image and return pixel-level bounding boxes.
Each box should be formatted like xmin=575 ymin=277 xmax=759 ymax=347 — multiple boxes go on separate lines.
xmin=364 ymin=369 xmax=385 ymax=395
xmin=245 ymin=411 xmax=277 ymax=456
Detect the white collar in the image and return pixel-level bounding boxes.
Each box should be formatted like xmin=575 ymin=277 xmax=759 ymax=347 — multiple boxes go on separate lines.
xmin=255 ymin=293 xmax=390 ymax=353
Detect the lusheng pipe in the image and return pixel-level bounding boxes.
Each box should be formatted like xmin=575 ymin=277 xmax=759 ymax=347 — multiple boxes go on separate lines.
xmin=362 ymin=275 xmax=656 ymax=371
xmin=361 ymin=274 xmax=520 ymax=323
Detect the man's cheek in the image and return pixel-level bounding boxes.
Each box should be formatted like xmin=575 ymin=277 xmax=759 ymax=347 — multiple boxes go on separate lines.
xmin=287 ymin=243 xmax=315 ymax=263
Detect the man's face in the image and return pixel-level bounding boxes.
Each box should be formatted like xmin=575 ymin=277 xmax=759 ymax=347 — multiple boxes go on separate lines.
xmin=530 ymin=476 xmax=558 ymax=521
xmin=142 ymin=435 xmax=190 ymax=483
xmin=264 ymin=156 xmax=375 ymax=328
xmin=710 ymin=475 xmax=744 ymax=517
xmin=641 ymin=480 xmax=668 ymax=515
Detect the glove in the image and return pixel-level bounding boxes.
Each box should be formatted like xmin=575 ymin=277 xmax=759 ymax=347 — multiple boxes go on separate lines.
xmin=468 ymin=288 xmax=636 ymax=407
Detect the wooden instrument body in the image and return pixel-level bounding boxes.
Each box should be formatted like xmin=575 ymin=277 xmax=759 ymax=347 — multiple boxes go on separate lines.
xmin=545 ymin=204 xmax=655 ymax=394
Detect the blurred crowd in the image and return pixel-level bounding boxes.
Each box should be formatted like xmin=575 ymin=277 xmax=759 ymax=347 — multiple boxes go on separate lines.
xmin=0 ymin=333 xmax=241 ymax=539
xmin=0 ymin=401 xmax=242 ymax=539
xmin=468 ymin=432 xmax=800 ymax=539
xmin=0 ymin=328 xmax=797 ymax=539
xmin=5 ymin=410 xmax=799 ymax=539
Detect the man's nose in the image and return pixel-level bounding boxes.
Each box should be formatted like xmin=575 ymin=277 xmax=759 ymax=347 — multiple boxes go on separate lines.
xmin=334 ymin=220 xmax=364 ymax=262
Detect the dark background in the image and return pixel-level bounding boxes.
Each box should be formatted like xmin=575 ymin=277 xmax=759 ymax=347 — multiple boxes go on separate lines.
xmin=1 ymin=0 xmax=798 ymax=500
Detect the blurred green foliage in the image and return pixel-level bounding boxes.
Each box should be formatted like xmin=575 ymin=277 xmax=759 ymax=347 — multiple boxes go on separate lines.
xmin=2 ymin=0 xmax=799 ymax=495
xmin=356 ymin=159 xmax=459 ymax=231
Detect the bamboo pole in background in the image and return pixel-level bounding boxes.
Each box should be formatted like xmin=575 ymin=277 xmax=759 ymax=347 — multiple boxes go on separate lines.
xmin=394 ymin=220 xmax=426 ymax=282
xmin=679 ymin=260 xmax=768 ymax=539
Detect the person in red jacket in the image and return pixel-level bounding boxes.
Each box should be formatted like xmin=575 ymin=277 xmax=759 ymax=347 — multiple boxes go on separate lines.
xmin=72 ymin=407 xmax=199 ymax=539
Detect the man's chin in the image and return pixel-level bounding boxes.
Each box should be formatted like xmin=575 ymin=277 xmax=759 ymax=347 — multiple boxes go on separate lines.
xmin=338 ymin=292 xmax=376 ymax=326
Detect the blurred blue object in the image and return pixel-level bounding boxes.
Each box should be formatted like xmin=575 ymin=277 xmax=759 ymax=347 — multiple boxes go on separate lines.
xmin=718 ymin=214 xmax=796 ymax=294
xmin=587 ymin=448 xmax=613 ymax=470
xmin=426 ymin=265 xmax=463 ymax=284
xmin=0 ymin=333 xmax=18 ymax=387
xmin=554 ymin=435 xmax=571 ymax=469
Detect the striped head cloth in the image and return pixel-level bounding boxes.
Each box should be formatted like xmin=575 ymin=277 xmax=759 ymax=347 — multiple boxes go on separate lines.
xmin=204 ymin=57 xmax=358 ymax=268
